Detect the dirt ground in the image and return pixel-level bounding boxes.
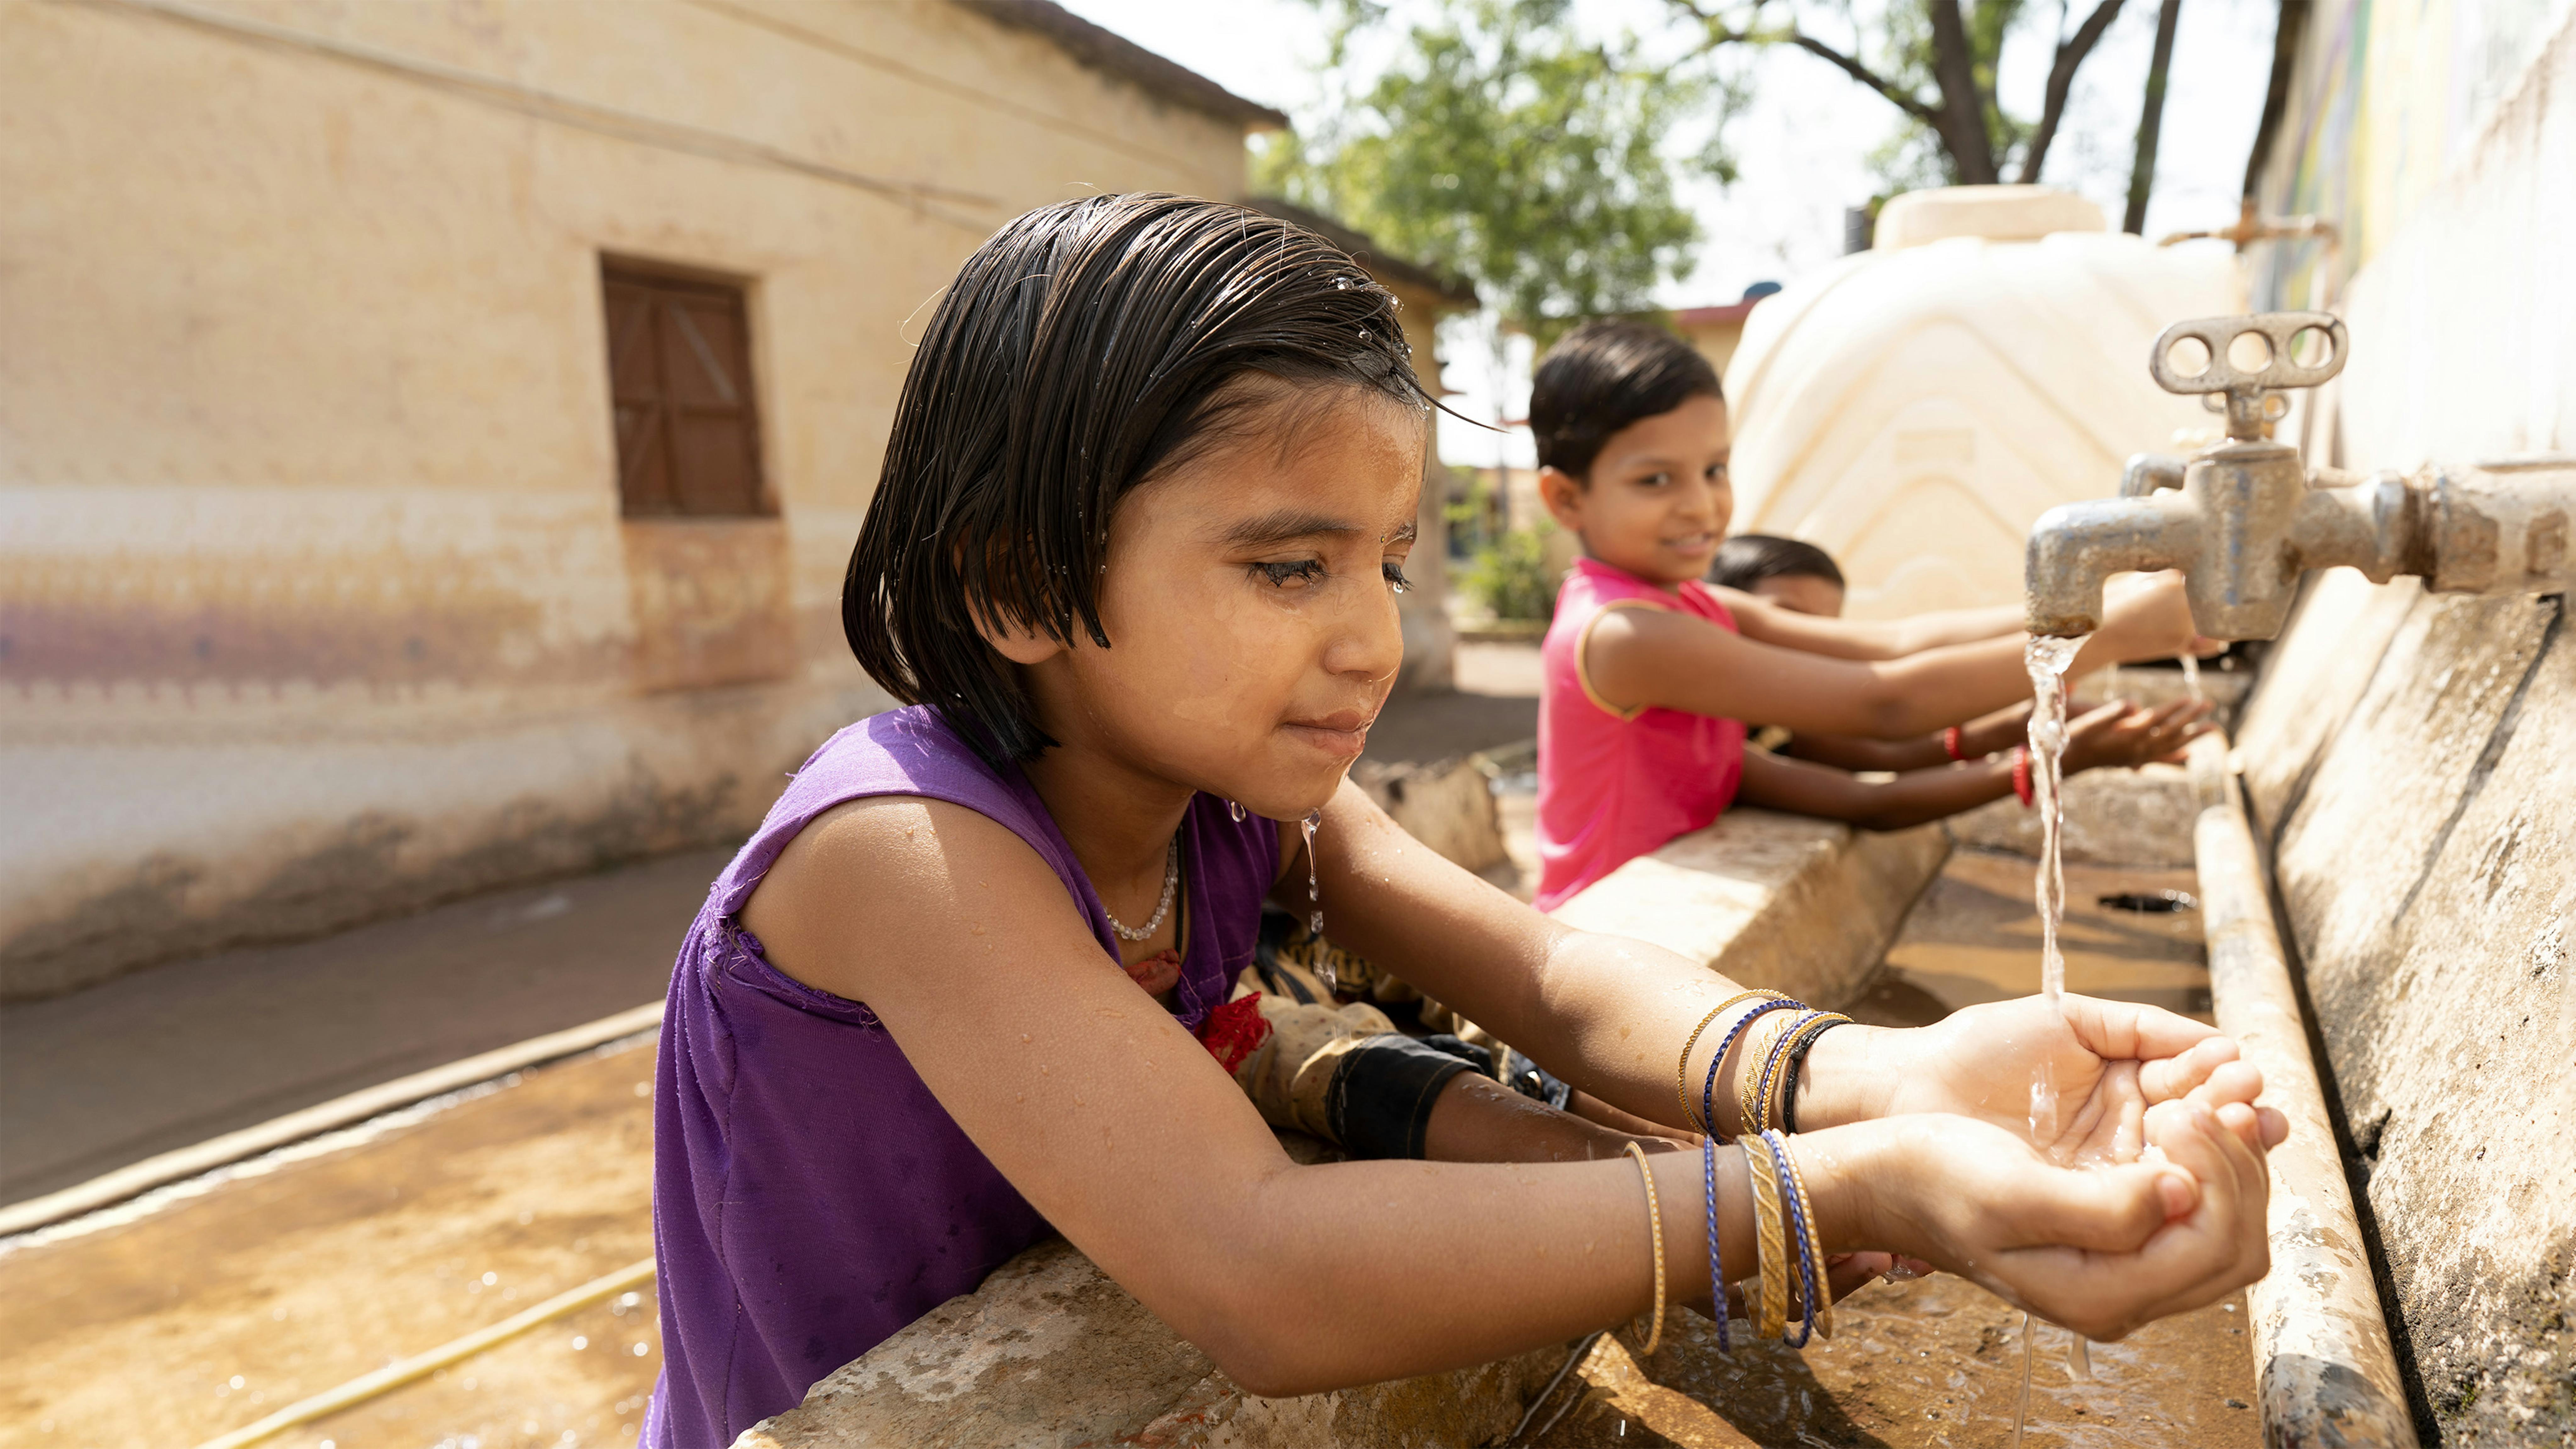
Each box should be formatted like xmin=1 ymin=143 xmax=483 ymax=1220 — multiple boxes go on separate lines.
xmin=0 ymin=1043 xmax=661 ymax=1449
xmin=2 ymin=848 xmax=723 ymax=1205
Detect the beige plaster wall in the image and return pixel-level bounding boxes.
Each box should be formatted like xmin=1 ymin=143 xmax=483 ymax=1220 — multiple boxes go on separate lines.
xmin=0 ymin=0 xmax=1253 ymax=995
xmin=2227 ymin=14 xmax=2576 ymax=1440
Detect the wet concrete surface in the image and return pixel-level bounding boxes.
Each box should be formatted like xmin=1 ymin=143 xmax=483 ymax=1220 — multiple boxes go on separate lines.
xmin=0 ymin=1041 xmax=661 ymax=1449
xmin=1848 ymin=850 xmax=2212 ymax=1026
xmin=0 ymin=847 xmax=725 ymax=1206
xmin=1538 ymin=1276 xmax=2257 ymax=1447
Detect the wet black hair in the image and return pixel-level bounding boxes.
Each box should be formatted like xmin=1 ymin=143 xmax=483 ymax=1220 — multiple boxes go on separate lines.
xmin=1709 ymin=534 xmax=1846 ymax=592
xmin=1529 ymin=319 xmax=1721 ymax=481
xmin=844 ymin=193 xmax=1430 ymax=768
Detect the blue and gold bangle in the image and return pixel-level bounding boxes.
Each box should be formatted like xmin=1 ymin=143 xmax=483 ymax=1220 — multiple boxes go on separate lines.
xmin=1699 ymin=998 xmax=1803 ymax=1143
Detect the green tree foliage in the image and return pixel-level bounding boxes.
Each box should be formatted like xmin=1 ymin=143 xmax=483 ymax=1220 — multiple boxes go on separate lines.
xmin=1260 ymin=0 xmax=1732 ymax=343
xmin=1458 ymin=525 xmax=1562 ymax=622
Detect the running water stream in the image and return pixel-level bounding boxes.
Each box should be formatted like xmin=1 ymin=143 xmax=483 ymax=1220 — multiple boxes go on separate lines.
xmin=2024 ymin=635 xmax=2086 ymax=1059
xmin=2013 ymin=632 xmax=2090 ymax=1448
xmin=1299 ymin=809 xmax=1330 ymax=989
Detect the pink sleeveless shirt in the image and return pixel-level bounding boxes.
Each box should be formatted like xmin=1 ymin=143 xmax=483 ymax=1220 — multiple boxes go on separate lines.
xmin=1535 ymin=558 xmax=1748 ymax=911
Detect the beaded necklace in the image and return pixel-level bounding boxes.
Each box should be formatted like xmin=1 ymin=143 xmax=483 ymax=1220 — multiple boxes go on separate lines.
xmin=1103 ymin=835 xmax=1180 ymax=942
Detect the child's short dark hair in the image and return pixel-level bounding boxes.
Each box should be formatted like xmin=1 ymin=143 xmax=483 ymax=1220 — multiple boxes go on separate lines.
xmin=845 ymin=193 xmax=1430 ymax=766
xmin=1709 ymin=534 xmax=1846 ymax=592
xmin=1529 ymin=320 xmax=1721 ymax=481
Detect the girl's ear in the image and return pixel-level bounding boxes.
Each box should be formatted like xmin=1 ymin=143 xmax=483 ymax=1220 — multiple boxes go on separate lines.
xmin=967 ymin=600 xmax=1067 ymax=667
xmin=1536 ymin=466 xmax=1589 ymax=534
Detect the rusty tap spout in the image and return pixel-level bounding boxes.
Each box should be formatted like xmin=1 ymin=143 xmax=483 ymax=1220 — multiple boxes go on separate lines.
xmin=2025 ymin=493 xmax=2198 ymax=637
xmin=2026 ymin=313 xmax=2576 ymax=643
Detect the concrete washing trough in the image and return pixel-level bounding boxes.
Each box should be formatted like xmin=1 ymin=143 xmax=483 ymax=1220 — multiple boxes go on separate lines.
xmin=740 ymin=568 xmax=2571 ymax=1447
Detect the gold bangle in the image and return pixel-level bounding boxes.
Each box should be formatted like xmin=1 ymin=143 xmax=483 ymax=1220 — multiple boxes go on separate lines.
xmin=1623 ymin=1142 xmax=1668 ymax=1358
xmin=1762 ymin=1012 xmax=1851 ymax=1136
xmin=1777 ymin=1135 xmax=1836 ymax=1341
xmin=1674 ymin=989 xmax=1784 ymax=1131
xmin=1743 ymin=1134 xmax=1790 ymax=1341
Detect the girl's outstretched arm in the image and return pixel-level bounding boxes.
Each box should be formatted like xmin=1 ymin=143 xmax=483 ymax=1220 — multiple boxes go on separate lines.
xmin=1738 ymin=699 xmax=2212 ymax=830
xmin=1716 ymin=573 xmax=2196 ymax=663
xmin=1779 ymin=702 xmax=2030 ymax=772
xmin=740 ymin=793 xmax=2268 ymax=1394
xmin=1719 ymin=592 xmax=2024 ymax=660
xmin=1588 ymin=574 xmax=2205 ymax=740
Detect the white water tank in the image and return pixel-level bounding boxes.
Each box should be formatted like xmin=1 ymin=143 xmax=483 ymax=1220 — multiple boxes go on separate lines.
xmin=1722 ymin=185 xmax=2244 ymax=618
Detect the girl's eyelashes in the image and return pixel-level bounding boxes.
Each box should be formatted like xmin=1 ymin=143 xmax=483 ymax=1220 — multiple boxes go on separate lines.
xmin=1247 ymin=558 xmax=1412 ymax=593
xmin=1252 ymin=559 xmax=1327 ymax=588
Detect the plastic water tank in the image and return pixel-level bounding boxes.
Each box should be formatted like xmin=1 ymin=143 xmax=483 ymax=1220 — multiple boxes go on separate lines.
xmin=1721 ymin=185 xmax=2244 ymax=618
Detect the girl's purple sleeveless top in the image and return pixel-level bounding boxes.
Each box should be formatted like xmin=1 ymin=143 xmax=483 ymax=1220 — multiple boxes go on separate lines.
xmin=643 ymin=707 xmax=1279 ymax=1448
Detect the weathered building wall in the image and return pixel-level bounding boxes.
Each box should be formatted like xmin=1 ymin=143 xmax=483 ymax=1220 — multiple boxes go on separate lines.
xmin=2233 ymin=10 xmax=2576 ymax=1442
xmin=0 ymin=0 xmax=1275 ymax=996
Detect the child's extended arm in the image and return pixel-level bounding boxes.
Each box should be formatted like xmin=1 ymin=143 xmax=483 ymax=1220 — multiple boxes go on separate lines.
xmin=741 ymin=793 xmax=2276 ymax=1395
xmin=1715 ymin=573 xmax=2189 ymax=663
xmin=1779 ymin=702 xmax=2030 ymax=772
xmin=1719 ymin=592 xmax=2024 ymax=660
xmin=1742 ymin=699 xmax=2211 ymax=830
xmin=1589 ymin=588 xmax=2196 ymax=741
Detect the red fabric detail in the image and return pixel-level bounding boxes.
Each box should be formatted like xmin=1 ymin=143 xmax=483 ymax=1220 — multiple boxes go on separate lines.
xmin=1125 ymin=948 xmax=1183 ymax=996
xmin=1197 ymin=992 xmax=1272 ymax=1074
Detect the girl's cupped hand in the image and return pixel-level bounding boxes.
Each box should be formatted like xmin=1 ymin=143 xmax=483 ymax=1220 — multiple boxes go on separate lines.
xmin=1824 ymin=994 xmax=2290 ymax=1167
xmin=1818 ymin=1096 xmax=2272 ymax=1340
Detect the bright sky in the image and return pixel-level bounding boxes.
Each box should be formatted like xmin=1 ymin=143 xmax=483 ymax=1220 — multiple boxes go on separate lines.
xmin=1058 ymin=0 xmax=2276 ymax=466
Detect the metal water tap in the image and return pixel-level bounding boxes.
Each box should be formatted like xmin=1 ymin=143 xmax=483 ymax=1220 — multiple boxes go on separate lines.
xmin=2024 ymin=311 xmax=2576 ymax=639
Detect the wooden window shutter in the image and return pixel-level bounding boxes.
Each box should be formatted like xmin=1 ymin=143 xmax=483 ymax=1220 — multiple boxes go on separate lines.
xmin=602 ymin=264 xmax=769 ymax=517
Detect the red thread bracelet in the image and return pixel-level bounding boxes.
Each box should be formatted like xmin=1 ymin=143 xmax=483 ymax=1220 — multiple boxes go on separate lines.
xmin=1942 ymin=725 xmax=1966 ymax=762
xmin=2011 ymin=746 xmax=2035 ymax=808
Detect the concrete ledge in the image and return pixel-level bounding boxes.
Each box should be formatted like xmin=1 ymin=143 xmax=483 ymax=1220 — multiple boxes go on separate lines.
xmin=734 ymin=1237 xmax=1564 ymax=1448
xmin=1549 ymin=809 xmax=1950 ymax=1007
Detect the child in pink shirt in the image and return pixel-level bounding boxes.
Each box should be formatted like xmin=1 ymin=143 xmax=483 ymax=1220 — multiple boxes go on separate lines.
xmin=1531 ymin=322 xmax=2213 ymax=908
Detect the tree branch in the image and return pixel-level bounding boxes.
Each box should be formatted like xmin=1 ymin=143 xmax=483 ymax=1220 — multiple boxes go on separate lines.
xmin=1784 ymin=34 xmax=1944 ymax=125
xmin=2016 ymin=0 xmax=2127 ymax=182
xmin=1660 ymin=0 xmax=1941 ymax=126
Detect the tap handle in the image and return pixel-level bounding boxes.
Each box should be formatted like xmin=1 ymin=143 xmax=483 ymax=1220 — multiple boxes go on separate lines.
xmin=2147 ymin=312 xmax=2347 ymax=440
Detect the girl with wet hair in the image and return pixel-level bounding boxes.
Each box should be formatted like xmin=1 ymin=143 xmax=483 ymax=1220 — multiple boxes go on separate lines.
xmin=645 ymin=195 xmax=2283 ymax=1448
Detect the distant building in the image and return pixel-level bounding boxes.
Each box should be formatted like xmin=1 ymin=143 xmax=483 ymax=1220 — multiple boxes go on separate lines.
xmin=1670 ymin=282 xmax=1780 ymax=384
xmin=0 ymin=0 xmax=1468 ymax=997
